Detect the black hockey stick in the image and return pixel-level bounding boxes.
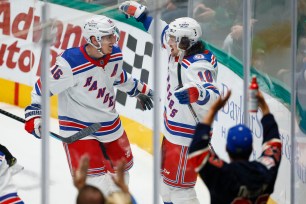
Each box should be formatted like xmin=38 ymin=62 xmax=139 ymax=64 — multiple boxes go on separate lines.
xmin=176 ymin=51 xmax=216 ymax=154
xmin=0 ymin=108 xmax=101 ymax=144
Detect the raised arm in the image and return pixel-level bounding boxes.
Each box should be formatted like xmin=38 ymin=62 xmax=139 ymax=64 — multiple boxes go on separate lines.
xmin=257 ymin=91 xmax=282 ymax=173
xmin=188 ymin=90 xmax=231 ymax=171
xmin=119 ymin=1 xmax=169 ymax=49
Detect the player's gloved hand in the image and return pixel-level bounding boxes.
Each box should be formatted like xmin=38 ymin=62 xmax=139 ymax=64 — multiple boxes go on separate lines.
xmin=25 ymin=104 xmax=42 ymax=139
xmin=136 ymin=82 xmax=154 ymax=111
xmin=129 ymin=79 xmax=154 ymax=110
xmin=137 ymin=94 xmax=153 ymax=110
xmin=130 ymin=79 xmax=154 ymax=97
xmin=119 ymin=1 xmax=147 ymax=21
xmin=174 ymin=82 xmax=204 ymax=104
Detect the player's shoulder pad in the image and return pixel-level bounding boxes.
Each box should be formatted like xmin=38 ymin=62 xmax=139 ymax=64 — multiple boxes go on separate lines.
xmin=181 ymin=50 xmax=218 ymax=69
xmin=60 ymin=47 xmax=89 ymax=69
xmin=109 ymin=45 xmax=123 ymax=62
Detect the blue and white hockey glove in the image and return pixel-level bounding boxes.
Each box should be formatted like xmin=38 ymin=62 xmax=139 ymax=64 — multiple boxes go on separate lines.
xmin=174 ymin=82 xmax=206 ymax=104
xmin=129 ymin=79 xmax=154 ymax=111
xmin=25 ymin=104 xmax=42 ymax=139
xmin=119 ymin=1 xmax=147 ymax=21
xmin=129 ymin=79 xmax=153 ymax=97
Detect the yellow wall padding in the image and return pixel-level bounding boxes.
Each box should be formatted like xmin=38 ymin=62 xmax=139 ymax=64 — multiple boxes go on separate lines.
xmin=0 ymin=78 xmax=15 ymax=105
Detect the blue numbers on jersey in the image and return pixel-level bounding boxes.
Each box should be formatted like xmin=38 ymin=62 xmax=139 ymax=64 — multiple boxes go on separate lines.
xmin=198 ymin=70 xmax=213 ymax=82
xmin=170 ymin=109 xmax=178 ymax=117
xmin=51 ymin=65 xmax=63 ymax=80
xmin=169 ymin=100 xmax=174 ymax=109
xmin=166 ymin=76 xmax=178 ymax=118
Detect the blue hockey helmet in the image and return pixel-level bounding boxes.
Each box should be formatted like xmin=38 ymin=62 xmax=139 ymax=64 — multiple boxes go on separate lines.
xmin=226 ymin=124 xmax=253 ymax=155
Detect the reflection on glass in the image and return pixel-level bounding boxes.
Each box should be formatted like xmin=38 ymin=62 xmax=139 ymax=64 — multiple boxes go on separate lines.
xmin=83 ymin=0 xmax=117 ymax=7
xmin=193 ymin=0 xmax=242 ymax=49
xmin=296 ymin=36 xmax=306 ymax=133
xmin=161 ymin=0 xmax=189 ymax=23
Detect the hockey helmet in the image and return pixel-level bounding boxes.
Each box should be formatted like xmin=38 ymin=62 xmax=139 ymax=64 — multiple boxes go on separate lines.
xmin=226 ymin=124 xmax=253 ymax=155
xmin=83 ymin=15 xmax=119 ymax=51
xmin=166 ymin=17 xmax=202 ymax=50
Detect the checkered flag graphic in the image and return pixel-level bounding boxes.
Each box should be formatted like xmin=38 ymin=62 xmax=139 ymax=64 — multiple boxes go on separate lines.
xmin=116 ymin=33 xmax=153 ymax=109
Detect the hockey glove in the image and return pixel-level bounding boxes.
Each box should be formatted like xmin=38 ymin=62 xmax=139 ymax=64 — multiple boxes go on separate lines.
xmin=119 ymin=1 xmax=147 ymax=21
xmin=130 ymin=79 xmax=154 ymax=98
xmin=25 ymin=104 xmax=42 ymax=139
xmin=174 ymin=82 xmax=205 ymax=104
xmin=137 ymin=94 xmax=153 ymax=110
xmin=129 ymin=79 xmax=154 ymax=110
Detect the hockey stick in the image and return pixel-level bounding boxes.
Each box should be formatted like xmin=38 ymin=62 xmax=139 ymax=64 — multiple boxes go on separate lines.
xmin=176 ymin=51 xmax=216 ymax=154
xmin=0 ymin=108 xmax=101 ymax=144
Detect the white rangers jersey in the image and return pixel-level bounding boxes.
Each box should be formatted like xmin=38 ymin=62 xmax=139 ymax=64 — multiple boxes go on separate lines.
xmin=148 ymin=19 xmax=220 ymax=146
xmin=0 ymin=152 xmax=23 ymax=203
xmin=31 ymin=45 xmax=140 ymax=142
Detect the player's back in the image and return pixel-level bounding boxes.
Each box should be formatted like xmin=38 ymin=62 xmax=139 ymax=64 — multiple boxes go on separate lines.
xmin=206 ymin=159 xmax=275 ymax=204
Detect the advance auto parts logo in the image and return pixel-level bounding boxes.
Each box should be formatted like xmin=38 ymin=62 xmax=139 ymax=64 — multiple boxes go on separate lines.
xmin=0 ymin=2 xmax=85 ymax=76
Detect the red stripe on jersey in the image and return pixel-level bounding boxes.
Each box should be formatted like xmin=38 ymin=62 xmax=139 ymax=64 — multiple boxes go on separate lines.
xmin=87 ymin=167 xmax=106 ymax=176
xmin=164 ymin=113 xmax=194 ymax=134
xmin=97 ymin=117 xmax=120 ymax=132
xmin=2 ymin=197 xmax=22 ymax=204
xmin=141 ymin=83 xmax=147 ymax=94
xmin=59 ymin=121 xmax=87 ymax=129
xmin=182 ymin=59 xmax=191 ymax=66
xmin=120 ymin=72 xmax=124 ymax=83
xmin=211 ymin=55 xmax=216 ymax=66
xmin=37 ymin=78 xmax=42 ymax=89
xmin=79 ymin=46 xmax=110 ymax=67
xmin=110 ymin=53 xmax=122 ymax=59
xmin=72 ymin=62 xmax=92 ymax=72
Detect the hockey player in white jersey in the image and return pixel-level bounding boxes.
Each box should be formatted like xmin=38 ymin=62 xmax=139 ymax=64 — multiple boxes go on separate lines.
xmin=0 ymin=150 xmax=24 ymax=203
xmin=119 ymin=1 xmax=220 ymax=203
xmin=24 ymin=15 xmax=153 ymax=195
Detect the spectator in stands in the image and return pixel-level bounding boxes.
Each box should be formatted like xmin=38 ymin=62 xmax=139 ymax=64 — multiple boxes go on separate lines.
xmin=161 ymin=0 xmax=188 ymax=23
xmin=298 ymin=0 xmax=306 ymax=36
xmin=251 ymin=49 xmax=275 ymax=93
xmin=188 ymin=90 xmax=283 ymax=204
xmin=222 ymin=24 xmax=243 ymax=59
xmin=222 ymin=18 xmax=257 ymax=60
xmin=193 ymin=0 xmax=242 ymax=47
xmin=74 ymin=155 xmax=136 ymax=204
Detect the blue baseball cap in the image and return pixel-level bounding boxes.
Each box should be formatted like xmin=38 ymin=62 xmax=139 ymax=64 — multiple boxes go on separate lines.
xmin=226 ymin=124 xmax=253 ymax=154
